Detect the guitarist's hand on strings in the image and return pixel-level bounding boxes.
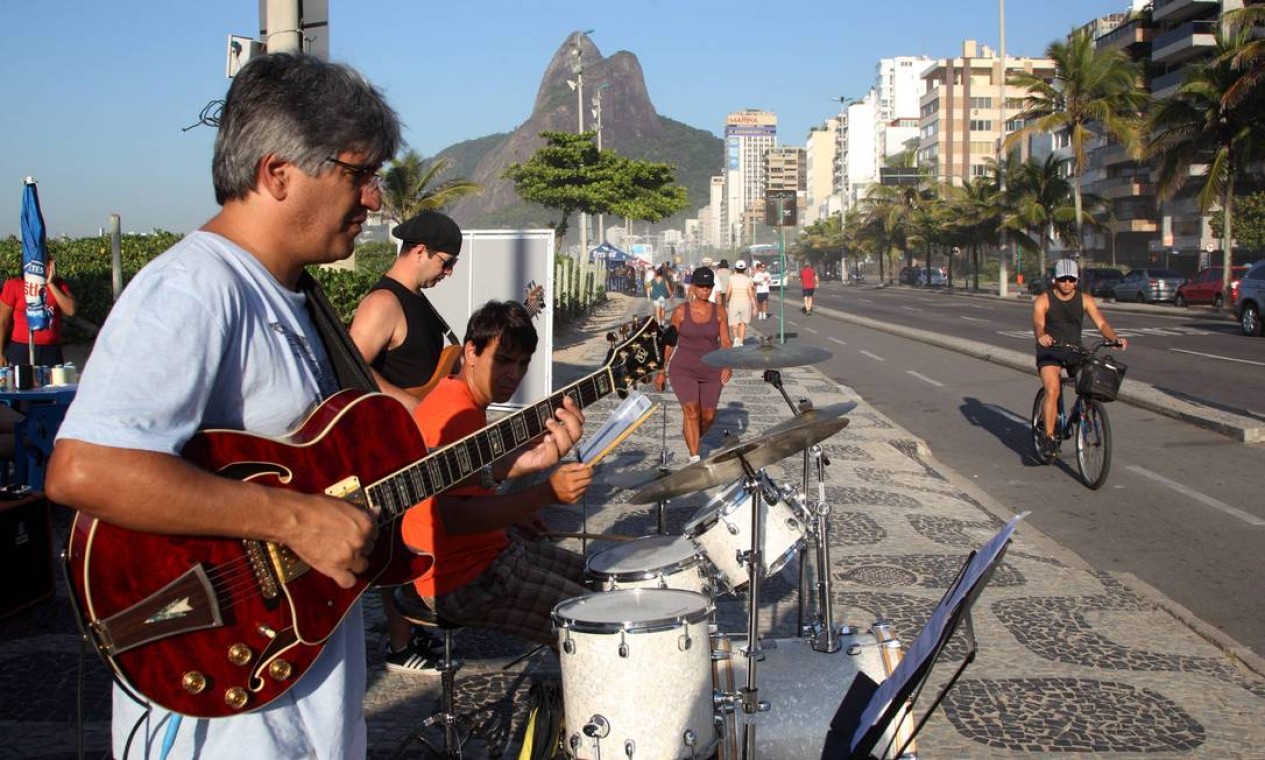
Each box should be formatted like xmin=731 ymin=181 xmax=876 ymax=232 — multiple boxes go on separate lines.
xmin=283 ymin=491 xmax=379 ymax=589
xmin=507 ymin=395 xmax=587 ymax=477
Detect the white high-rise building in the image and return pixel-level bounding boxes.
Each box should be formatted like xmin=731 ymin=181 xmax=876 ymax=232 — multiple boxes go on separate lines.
xmin=875 ymin=56 xmax=932 ymax=165
xmin=707 ymin=175 xmax=725 ymax=249
xmin=839 ymin=94 xmax=878 ymax=211
xmin=724 ymin=109 xmax=777 ymax=248
xmin=804 ymin=117 xmax=840 ymax=225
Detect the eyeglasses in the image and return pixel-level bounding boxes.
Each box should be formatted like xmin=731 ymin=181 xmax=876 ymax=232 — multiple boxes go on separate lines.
xmin=429 ymin=250 xmax=459 ymax=271
xmin=1056 ymin=276 xmax=1078 ymax=283
xmin=325 ymin=157 xmax=384 ymax=193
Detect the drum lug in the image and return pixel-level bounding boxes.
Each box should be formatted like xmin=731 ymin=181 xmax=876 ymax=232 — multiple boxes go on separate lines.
xmin=683 ymin=729 xmax=698 ymax=753
xmin=582 ymin=714 xmax=611 ymax=739
xmin=619 ymin=631 xmax=629 ymax=658
xmin=678 ymin=631 xmax=693 ymax=651
xmin=562 ymin=630 xmax=575 ymax=655
xmin=724 ymin=519 xmax=740 ymax=536
xmin=624 ymin=738 xmax=636 ymax=757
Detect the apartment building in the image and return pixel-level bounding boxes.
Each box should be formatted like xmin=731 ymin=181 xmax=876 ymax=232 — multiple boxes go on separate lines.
xmin=804 ymin=118 xmax=840 ymax=225
xmin=917 ymin=40 xmax=1057 ymax=185
xmin=724 ymin=109 xmax=778 ymax=248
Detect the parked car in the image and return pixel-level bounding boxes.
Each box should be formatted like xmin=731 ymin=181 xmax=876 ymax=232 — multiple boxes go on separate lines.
xmin=1028 ymin=267 xmax=1056 ymax=294
xmin=898 ymin=266 xmax=919 ymax=285
xmin=1174 ymin=266 xmax=1248 ymax=308
xmin=1082 ymin=268 xmax=1125 ymax=299
xmin=1234 ymin=260 xmax=1265 ymax=336
xmin=915 ymin=267 xmax=947 ymax=287
xmin=1112 ymin=267 xmax=1186 ymax=303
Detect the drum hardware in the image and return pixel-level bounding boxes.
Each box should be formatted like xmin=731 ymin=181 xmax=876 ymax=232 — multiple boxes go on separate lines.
xmin=700 ymin=340 xmax=833 ymax=370
xmin=656 ymin=399 xmax=673 ymax=535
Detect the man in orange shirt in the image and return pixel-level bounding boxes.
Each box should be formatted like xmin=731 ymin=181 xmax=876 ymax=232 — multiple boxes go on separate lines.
xmin=402 ymin=300 xmax=592 ymax=645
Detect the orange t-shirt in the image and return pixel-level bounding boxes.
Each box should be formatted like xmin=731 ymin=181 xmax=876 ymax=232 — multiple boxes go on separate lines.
xmin=402 ymin=377 xmax=509 ymax=596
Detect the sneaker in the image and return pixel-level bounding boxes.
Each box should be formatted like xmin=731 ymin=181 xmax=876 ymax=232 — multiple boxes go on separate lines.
xmin=688 ymin=454 xmax=702 ymax=464
xmin=410 ymin=627 xmax=444 ymax=657
xmin=384 ymin=641 xmax=442 ymax=675
xmin=1039 ymin=434 xmax=1059 ymax=460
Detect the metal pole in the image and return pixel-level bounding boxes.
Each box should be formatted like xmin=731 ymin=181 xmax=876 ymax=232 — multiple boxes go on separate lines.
xmin=109 ymin=214 xmax=123 ymax=301
xmin=777 ymin=199 xmax=786 ymax=345
xmin=997 ymin=0 xmax=1010 ymax=298
xmin=265 ymin=0 xmax=302 ymax=52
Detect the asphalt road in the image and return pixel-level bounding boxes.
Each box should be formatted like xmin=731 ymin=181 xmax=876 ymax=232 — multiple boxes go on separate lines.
xmin=756 ymin=286 xmax=1265 ymax=658
xmin=808 ymin=284 xmax=1265 ymax=421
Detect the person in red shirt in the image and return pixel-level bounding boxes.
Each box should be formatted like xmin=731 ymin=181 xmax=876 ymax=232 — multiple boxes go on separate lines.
xmin=0 ymin=256 xmax=77 ymax=366
xmin=800 ymin=262 xmax=817 ymax=315
xmin=402 ymin=300 xmax=591 ymax=646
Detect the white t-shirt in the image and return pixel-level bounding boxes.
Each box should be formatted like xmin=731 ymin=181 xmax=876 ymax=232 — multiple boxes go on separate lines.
xmin=58 ymin=231 xmax=366 ymax=759
xmin=753 ymin=271 xmax=772 ymax=294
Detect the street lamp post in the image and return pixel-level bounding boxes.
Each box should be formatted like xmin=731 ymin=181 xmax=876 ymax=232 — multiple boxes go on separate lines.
xmin=568 ymin=30 xmax=594 ymax=258
xmin=592 ymin=82 xmax=610 ymax=242
xmin=997 ymin=0 xmax=1011 ymax=297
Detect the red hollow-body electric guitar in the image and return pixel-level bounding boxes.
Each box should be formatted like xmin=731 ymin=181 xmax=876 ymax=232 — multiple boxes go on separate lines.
xmin=65 ymin=317 xmax=665 ymax=718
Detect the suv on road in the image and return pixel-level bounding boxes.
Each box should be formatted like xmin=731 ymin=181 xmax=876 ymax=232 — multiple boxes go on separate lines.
xmin=1234 ymin=260 xmax=1265 ymax=336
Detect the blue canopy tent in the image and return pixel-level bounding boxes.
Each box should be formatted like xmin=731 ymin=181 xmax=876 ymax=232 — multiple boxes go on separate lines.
xmin=20 ymin=178 xmax=51 ymax=365
xmin=589 ymin=242 xmax=636 ymax=267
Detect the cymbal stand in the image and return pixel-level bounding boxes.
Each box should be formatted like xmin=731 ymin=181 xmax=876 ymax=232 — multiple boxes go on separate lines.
xmin=735 ymin=454 xmax=772 ymax=760
xmin=806 ymin=444 xmax=841 ymax=653
xmin=656 ymin=397 xmax=672 ymax=535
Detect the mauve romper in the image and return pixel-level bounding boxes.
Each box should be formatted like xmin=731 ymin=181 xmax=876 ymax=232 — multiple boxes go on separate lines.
xmin=668 ymin=301 xmax=724 ymax=408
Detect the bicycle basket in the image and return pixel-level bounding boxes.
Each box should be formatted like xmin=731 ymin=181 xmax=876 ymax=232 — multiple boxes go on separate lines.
xmin=1076 ymin=354 xmax=1127 ymax=402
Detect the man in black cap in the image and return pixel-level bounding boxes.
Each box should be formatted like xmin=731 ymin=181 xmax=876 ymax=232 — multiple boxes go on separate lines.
xmin=349 ymin=210 xmax=463 ymax=675
xmin=350 ymin=210 xmax=463 ymax=412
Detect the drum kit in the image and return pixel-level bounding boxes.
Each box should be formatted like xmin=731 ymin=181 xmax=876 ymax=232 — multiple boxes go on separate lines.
xmin=550 ymin=340 xmax=917 ymax=760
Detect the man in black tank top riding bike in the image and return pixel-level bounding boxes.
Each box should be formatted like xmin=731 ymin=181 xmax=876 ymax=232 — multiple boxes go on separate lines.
xmin=1032 ymin=258 xmax=1128 ymax=458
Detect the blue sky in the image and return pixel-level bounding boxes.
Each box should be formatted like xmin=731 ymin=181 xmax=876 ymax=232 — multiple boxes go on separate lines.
xmin=1 ymin=0 xmax=1130 ymax=238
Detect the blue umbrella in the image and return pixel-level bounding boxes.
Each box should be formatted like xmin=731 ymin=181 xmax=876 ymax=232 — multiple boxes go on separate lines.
xmin=21 ymin=178 xmax=51 ymax=364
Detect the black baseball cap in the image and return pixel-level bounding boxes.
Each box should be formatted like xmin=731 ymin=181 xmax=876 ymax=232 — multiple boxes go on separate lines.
xmin=692 ymin=266 xmax=715 ymax=287
xmin=392 ymin=211 xmax=463 ymax=256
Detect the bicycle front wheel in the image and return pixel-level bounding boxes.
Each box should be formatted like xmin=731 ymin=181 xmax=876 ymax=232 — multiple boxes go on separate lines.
xmin=1076 ymin=398 xmax=1113 ymax=489
xmin=1031 ymin=388 xmax=1052 ymax=464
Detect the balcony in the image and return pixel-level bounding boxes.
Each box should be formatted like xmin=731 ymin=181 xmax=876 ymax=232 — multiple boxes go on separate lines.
xmin=1096 ymin=18 xmax=1155 ymax=51
xmin=1150 ymin=68 xmax=1188 ymax=98
xmin=1152 ymin=0 xmax=1221 ymax=23
xmin=1153 ymin=20 xmax=1218 ymax=63
xmin=1093 ymin=175 xmax=1156 ymax=200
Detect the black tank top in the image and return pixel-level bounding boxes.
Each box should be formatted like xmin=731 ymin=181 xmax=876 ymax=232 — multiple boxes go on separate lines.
xmin=1046 ymin=290 xmax=1084 ymax=346
xmin=368 ymin=276 xmax=449 ymax=387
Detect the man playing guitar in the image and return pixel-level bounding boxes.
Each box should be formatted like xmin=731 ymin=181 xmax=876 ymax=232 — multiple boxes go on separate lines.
xmin=47 ymin=53 xmax=399 ymax=758
xmin=349 ymin=211 xmax=463 ymax=413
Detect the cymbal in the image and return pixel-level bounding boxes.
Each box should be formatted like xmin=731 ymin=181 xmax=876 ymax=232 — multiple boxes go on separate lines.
xmin=763 ymin=401 xmax=859 ymax=437
xmin=604 ymin=433 xmax=742 ymax=492
xmin=701 ymin=343 xmax=833 ymax=369
xmin=629 ymin=415 xmax=849 ymax=504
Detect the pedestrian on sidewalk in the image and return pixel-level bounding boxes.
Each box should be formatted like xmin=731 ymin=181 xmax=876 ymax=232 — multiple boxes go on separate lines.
xmin=753 ymin=261 xmax=771 ymax=320
xmin=655 ymin=266 xmax=732 ymax=463
xmin=650 ymin=265 xmax=673 ymax=324
xmin=726 ymin=259 xmax=756 ymax=344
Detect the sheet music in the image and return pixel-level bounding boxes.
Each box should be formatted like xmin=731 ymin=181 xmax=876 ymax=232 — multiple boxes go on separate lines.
xmin=850 ymin=512 xmax=1028 ymax=752
xmin=576 ymin=391 xmax=655 ymax=465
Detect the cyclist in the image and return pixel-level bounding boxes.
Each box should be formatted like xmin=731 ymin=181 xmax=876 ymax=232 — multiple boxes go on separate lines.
xmin=1032 ymin=258 xmax=1127 ymax=458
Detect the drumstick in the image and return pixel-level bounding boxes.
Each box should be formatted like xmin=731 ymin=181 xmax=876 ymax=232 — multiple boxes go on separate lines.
xmin=544 ymin=531 xmax=639 ymax=543
xmin=583 ymin=403 xmax=660 ymax=467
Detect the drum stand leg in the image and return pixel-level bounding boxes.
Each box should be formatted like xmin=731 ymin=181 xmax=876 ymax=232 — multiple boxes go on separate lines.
xmin=733 ymin=458 xmax=772 ymax=760
xmin=657 ymin=397 xmax=672 ymax=535
xmin=807 ymin=445 xmax=841 ymax=654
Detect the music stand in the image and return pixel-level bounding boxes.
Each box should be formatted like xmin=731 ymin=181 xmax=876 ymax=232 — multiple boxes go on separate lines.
xmin=821 ymin=513 xmax=1027 ymax=760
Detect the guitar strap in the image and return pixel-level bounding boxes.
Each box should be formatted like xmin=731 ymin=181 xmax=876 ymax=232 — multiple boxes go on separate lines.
xmin=298 ymin=271 xmax=379 ymax=393
xmin=418 ymin=290 xmax=461 ymax=347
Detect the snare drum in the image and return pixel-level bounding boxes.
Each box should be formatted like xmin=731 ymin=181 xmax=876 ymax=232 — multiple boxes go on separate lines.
xmin=585 ymin=535 xmax=713 ymax=596
xmin=711 ymin=623 xmax=914 ymax=760
xmin=684 ymin=474 xmax=807 ymax=594
xmin=553 ymin=589 xmax=718 ymax=760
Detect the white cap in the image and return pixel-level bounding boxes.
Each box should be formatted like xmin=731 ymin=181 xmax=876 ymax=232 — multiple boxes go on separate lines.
xmin=735 ymin=260 xmax=747 ymax=270
xmin=1054 ymin=259 xmax=1079 ymax=280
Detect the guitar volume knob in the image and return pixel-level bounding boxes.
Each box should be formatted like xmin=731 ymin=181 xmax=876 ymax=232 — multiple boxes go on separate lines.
xmin=269 ymin=659 xmax=293 ymax=681
xmin=224 ymin=687 xmax=249 ymax=710
xmin=227 ymin=644 xmax=253 ymax=666
xmin=181 ymin=671 xmax=208 ymax=694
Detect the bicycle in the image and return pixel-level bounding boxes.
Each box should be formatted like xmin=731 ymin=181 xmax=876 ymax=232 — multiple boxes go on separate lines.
xmin=1030 ymin=339 xmax=1127 ymax=490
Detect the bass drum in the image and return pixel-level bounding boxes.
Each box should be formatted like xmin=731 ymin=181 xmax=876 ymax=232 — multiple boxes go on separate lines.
xmin=585 ymin=535 xmax=713 ymax=596
xmin=684 ymin=474 xmax=807 ymax=595
xmin=711 ymin=624 xmax=915 ymax=760
xmin=553 ymin=589 xmax=718 ymax=760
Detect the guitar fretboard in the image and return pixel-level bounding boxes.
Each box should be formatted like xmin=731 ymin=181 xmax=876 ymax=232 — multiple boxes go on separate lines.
xmin=366 ymin=369 xmax=616 ymax=521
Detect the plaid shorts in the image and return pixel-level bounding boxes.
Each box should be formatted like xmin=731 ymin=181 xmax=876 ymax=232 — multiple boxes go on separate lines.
xmin=431 ymin=538 xmax=588 ymax=645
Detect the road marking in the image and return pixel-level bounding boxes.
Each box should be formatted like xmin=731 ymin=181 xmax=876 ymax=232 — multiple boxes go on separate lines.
xmin=901 ymin=306 xmax=923 ymax=312
xmin=959 ymin=315 xmax=990 ymax=323
xmin=1169 ymin=348 xmax=1265 ymax=367
xmin=906 ymin=370 xmax=944 ymax=387
xmin=805 ymin=327 xmax=820 ymax=334
xmin=987 ymin=404 xmax=1031 ymax=425
xmin=1125 ymin=466 xmax=1265 ymax=526
xmin=786 ymin=320 xmax=797 ymax=326
xmin=828 ymin=336 xmax=847 ymax=346
xmin=860 ymin=350 xmax=886 ymax=361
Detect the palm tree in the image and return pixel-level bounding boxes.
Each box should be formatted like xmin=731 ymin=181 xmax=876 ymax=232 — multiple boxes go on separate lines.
xmin=1006 ymin=27 xmax=1147 ymax=255
xmin=1003 ymin=154 xmax=1109 ymax=278
xmin=1146 ymin=20 xmax=1265 ymax=308
xmin=379 ymin=150 xmax=482 ymax=225
xmin=1219 ymin=6 xmax=1265 ymax=110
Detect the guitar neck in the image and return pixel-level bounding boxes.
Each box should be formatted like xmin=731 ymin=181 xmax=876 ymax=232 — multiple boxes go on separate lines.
xmin=367 ymin=367 xmax=617 ymax=522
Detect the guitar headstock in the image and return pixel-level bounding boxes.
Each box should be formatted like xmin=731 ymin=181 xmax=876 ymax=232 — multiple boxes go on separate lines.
xmin=603 ymin=316 xmax=667 ymax=395
xmin=523 ymin=281 xmax=546 ymax=319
